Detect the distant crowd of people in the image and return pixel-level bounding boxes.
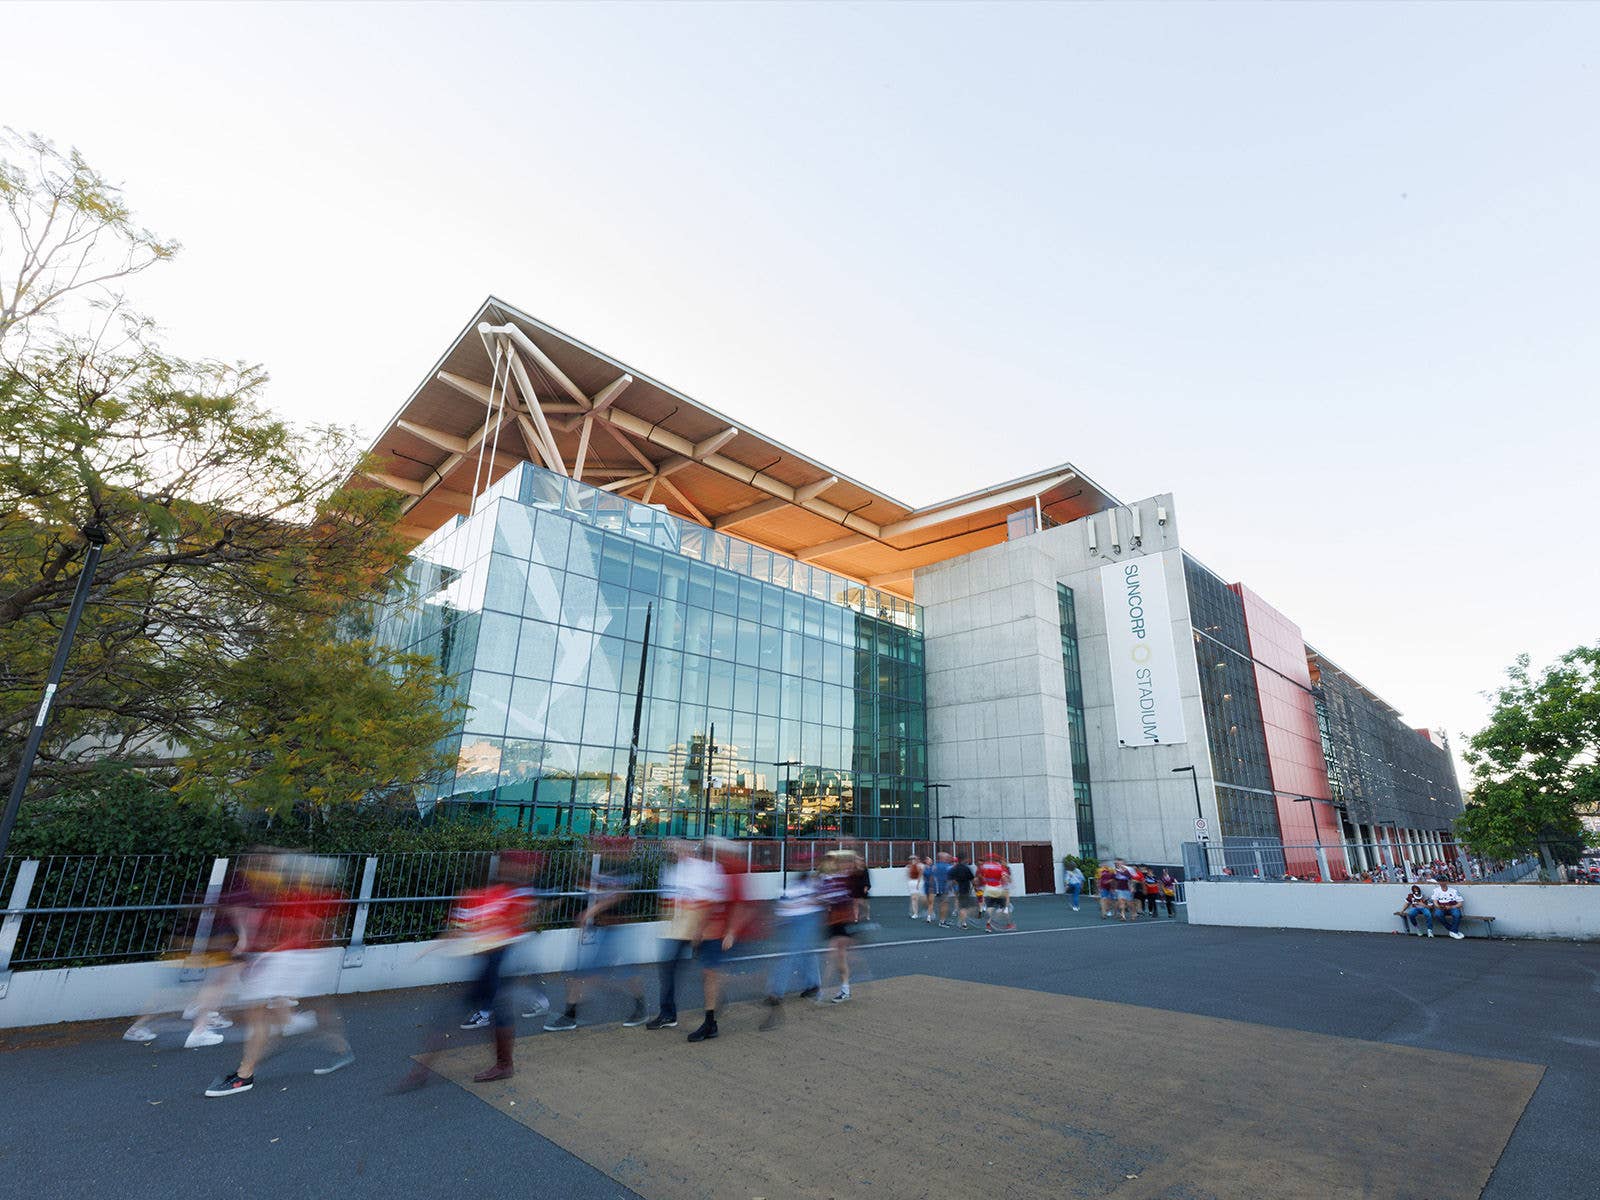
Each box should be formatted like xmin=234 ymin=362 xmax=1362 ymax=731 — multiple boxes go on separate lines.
xmin=904 ymin=851 xmax=1018 ymax=932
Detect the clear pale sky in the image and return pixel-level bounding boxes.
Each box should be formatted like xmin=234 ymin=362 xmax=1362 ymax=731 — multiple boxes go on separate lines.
xmin=6 ymin=1 xmax=1597 ymax=780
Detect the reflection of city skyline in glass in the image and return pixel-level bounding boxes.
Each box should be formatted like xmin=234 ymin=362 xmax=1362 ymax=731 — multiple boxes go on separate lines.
xmin=373 ymin=461 xmax=929 ymax=839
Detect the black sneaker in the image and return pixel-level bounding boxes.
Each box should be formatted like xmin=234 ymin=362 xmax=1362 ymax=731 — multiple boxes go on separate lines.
xmin=204 ymin=1072 xmax=254 ymax=1098
xmin=686 ymin=1019 xmax=719 ymax=1043
xmin=622 ymin=1001 xmax=649 ymax=1028
xmin=543 ymin=1013 xmax=578 ymax=1032
xmin=645 ymin=1013 xmax=678 ymax=1030
xmin=798 ymin=986 xmax=819 ymax=1000
xmin=762 ymin=994 xmax=781 ymax=1008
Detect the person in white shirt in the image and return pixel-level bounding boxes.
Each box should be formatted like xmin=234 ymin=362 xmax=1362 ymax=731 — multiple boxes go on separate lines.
xmin=1429 ymin=883 xmax=1466 ymax=939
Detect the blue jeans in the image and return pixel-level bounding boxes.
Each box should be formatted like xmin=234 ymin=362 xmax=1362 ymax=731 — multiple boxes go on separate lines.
xmin=1432 ymin=907 xmax=1462 ymax=934
xmin=1402 ymin=905 xmax=1430 ymax=930
xmin=655 ymin=938 xmax=693 ymax=1021
xmin=1067 ymin=882 xmax=1082 ymax=907
xmin=765 ymin=911 xmax=822 ymax=997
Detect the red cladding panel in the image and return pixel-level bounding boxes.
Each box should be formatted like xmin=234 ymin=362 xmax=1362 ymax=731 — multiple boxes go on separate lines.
xmin=1233 ymin=584 xmax=1342 ymax=879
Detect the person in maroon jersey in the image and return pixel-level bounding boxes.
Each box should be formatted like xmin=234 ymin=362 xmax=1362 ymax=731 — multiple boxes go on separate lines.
xmin=816 ymin=852 xmax=859 ymax=1002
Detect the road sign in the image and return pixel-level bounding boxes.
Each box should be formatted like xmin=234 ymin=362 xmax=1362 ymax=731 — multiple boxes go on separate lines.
xmin=1194 ymin=817 xmax=1208 ymax=835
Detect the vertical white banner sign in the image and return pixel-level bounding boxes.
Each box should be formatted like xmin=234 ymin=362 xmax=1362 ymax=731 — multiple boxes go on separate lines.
xmin=1099 ymin=551 xmax=1188 ymax=747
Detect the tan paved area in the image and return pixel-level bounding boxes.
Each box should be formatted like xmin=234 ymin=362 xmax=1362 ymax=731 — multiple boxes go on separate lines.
xmin=430 ymin=973 xmax=1542 ymax=1200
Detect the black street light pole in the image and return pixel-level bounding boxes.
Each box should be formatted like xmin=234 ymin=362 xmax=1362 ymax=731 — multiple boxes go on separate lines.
xmin=1172 ymin=766 xmax=1206 ymax=878
xmin=927 ymin=783 xmax=950 ymax=853
xmin=1 ymin=526 xmax=108 ymax=861
xmin=942 ymin=814 xmax=966 ymax=854
xmin=772 ymin=760 xmax=800 ymax=890
xmin=619 ymin=603 xmax=653 ymax=831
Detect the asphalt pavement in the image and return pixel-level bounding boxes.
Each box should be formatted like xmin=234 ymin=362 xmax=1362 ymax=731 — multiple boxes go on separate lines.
xmin=1 ymin=896 xmax=1593 ymax=1199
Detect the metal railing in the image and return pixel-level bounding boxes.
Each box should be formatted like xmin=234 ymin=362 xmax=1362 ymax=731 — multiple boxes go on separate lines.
xmin=0 ymin=843 xmax=676 ymax=980
xmin=1182 ymin=840 xmax=1513 ymax=885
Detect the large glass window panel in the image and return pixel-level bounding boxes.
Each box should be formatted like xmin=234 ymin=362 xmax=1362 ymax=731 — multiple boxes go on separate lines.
xmin=631 ymin=544 xmax=663 ymax=596
xmin=493 ymin=502 xmax=535 ymax=560
xmin=710 ymin=611 xmax=737 ymax=661
xmin=465 ymin=672 xmax=512 ymax=737
xmin=552 ymin=628 xmax=594 ymax=686
xmin=782 ymin=630 xmax=803 ymax=676
xmin=564 ymin=479 xmax=598 ymax=524
xmin=521 ymin=560 xmax=563 ymax=625
xmin=684 ymin=606 xmax=712 ymax=657
xmin=475 ymin=610 xmax=520 ymax=672
xmin=565 ymin=524 xmax=603 ymax=579
xmin=582 ymin=689 xmax=620 ymax=746
xmin=757 ymin=670 xmax=781 ymax=718
xmin=735 ymin=618 xmax=760 ymax=665
xmin=650 ymin=648 xmax=683 ymax=701
xmin=599 ymin=534 xmax=632 ymax=585
xmin=516 ymin=619 xmax=557 ymax=680
xmin=545 ymin=684 xmax=587 ymax=743
xmin=594 ymin=581 xmax=630 ymax=637
xmin=713 ymin=571 xmax=739 ymax=615
xmin=733 ymin=664 xmax=759 ymax=713
xmin=680 ymin=656 xmax=711 ymax=709
xmin=758 ymin=624 xmax=782 ymax=673
xmin=747 ymin=546 xmax=772 ymax=585
xmin=655 ymin=598 xmax=687 ymax=650
xmin=626 ymin=594 xmax=652 ymax=642
xmin=588 ymin=634 xmax=628 ymax=692
xmin=738 ymin=577 xmax=764 ymax=624
xmin=782 ymin=590 xmax=805 ymax=633
xmin=769 ymin=556 xmax=791 ymax=592
xmin=661 ymin=556 xmax=689 ymax=604
xmin=452 ymin=736 xmax=503 ymax=797
xmin=532 ymin=508 xmax=570 ymax=568
xmin=802 ymin=636 xmax=823 ymax=681
xmin=506 ymin=677 xmax=552 ymax=739
xmin=708 ymin=659 xmax=734 ymax=710
xmin=803 ymin=678 xmax=823 ymax=725
xmin=561 ymin=573 xmax=598 ymax=630
xmin=687 ymin=562 xmax=715 ymax=609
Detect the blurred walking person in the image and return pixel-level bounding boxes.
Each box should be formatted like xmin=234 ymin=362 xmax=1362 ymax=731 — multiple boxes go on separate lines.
xmin=644 ymin=841 xmax=716 ymax=1031
xmin=1062 ymin=862 xmax=1085 ymax=912
xmin=684 ymin=841 xmax=752 ymax=1042
xmin=205 ymin=854 xmax=354 ymax=1098
xmin=817 ymin=853 xmax=858 ymax=1002
xmin=905 ymin=855 xmax=925 ymax=919
xmin=544 ymin=843 xmax=649 ymax=1032
xmin=1097 ymin=863 xmax=1115 ymax=919
xmin=400 ymin=852 xmax=539 ymax=1089
xmin=978 ymin=854 xmax=1015 ymax=932
xmin=1159 ymin=870 xmax=1178 ymax=918
xmin=761 ymin=869 xmax=823 ymax=1029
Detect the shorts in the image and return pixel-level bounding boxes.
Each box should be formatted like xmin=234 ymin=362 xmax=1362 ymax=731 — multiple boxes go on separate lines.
xmin=1114 ymin=889 xmax=1133 ymax=901
xmin=695 ymin=936 xmax=729 ymax=968
xmin=984 ymin=887 xmax=1009 ymax=903
xmin=576 ymin=924 xmax=631 ymax=973
xmin=238 ymin=949 xmax=324 ymax=1005
xmin=828 ymin=922 xmax=856 ymax=940
xmin=954 ymin=889 xmax=974 ymax=906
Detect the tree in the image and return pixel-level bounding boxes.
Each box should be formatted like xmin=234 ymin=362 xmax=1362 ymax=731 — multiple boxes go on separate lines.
xmin=1456 ymin=646 xmax=1600 ymax=869
xmin=1 ymin=129 xmax=177 ymax=348
xmin=0 ymin=134 xmax=459 ymax=817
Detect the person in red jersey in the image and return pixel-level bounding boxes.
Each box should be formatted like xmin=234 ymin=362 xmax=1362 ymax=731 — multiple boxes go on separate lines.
xmin=206 ymin=853 xmax=355 ymax=1098
xmin=977 ymin=854 xmax=1015 ymax=932
xmin=399 ymin=853 xmax=539 ymax=1089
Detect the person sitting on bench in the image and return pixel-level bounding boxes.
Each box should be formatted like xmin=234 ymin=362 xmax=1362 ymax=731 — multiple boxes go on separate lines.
xmin=1429 ymin=881 xmax=1466 ymax=939
xmin=1400 ymin=884 xmax=1430 ymax=936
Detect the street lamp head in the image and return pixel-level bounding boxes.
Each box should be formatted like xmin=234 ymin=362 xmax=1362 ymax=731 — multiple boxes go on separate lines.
xmin=1171 ymin=766 xmax=1194 ymax=774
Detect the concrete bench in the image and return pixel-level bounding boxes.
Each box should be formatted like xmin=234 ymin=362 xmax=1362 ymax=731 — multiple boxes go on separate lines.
xmin=1395 ymin=910 xmax=1496 ymax=937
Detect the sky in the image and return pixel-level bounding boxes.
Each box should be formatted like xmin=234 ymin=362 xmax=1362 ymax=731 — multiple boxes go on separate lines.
xmin=4 ymin=1 xmax=1597 ymax=779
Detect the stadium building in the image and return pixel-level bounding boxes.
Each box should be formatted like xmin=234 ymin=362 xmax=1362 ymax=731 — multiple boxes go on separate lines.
xmin=360 ymin=298 xmax=1463 ymax=886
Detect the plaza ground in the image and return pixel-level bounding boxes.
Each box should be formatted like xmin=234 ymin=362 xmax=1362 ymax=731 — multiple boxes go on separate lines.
xmin=2 ymin=898 xmax=1593 ymax=1199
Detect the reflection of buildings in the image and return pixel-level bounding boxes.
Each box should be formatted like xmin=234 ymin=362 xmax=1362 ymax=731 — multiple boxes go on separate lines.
xmin=364 ymin=299 xmax=1462 ymax=867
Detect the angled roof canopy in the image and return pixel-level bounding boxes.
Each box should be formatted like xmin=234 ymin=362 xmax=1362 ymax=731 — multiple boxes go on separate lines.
xmin=358 ymin=297 xmax=1120 ymax=599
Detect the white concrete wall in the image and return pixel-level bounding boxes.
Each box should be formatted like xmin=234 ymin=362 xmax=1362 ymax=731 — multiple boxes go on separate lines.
xmin=1188 ymin=881 xmax=1600 ymax=940
xmin=917 ymin=494 xmax=1221 ymax=868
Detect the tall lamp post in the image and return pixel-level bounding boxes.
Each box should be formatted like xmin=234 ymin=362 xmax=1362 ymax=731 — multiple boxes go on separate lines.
xmin=1171 ymin=766 xmax=1207 ymax=879
xmin=942 ymin=814 xmax=967 ymax=856
xmin=927 ymin=783 xmax=950 ymax=853
xmin=772 ymin=759 xmax=800 ymax=890
xmin=0 ymin=525 xmax=108 ymax=861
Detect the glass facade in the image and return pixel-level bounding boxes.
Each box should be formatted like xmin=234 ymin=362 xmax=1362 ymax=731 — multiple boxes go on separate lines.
xmin=1182 ymin=555 xmax=1282 ymax=844
xmin=374 ymin=462 xmax=928 ymax=839
xmin=1055 ymin=584 xmax=1097 ymax=859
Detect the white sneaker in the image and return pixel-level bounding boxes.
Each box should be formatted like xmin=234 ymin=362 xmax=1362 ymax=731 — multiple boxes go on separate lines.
xmin=1448 ymin=930 xmax=1464 ymax=940
xmin=281 ymin=1010 xmax=318 ymax=1036
xmin=830 ymin=989 xmax=850 ymax=1004
xmin=521 ymin=996 xmax=550 ymax=1018
xmin=205 ymin=1013 xmax=233 ymax=1030
xmin=184 ymin=1028 xmax=225 ymax=1049
xmin=460 ymin=1010 xmax=491 ymax=1029
xmin=1426 ymin=930 xmax=1434 ymax=938
xmin=123 ymin=1026 xmax=157 ymax=1043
